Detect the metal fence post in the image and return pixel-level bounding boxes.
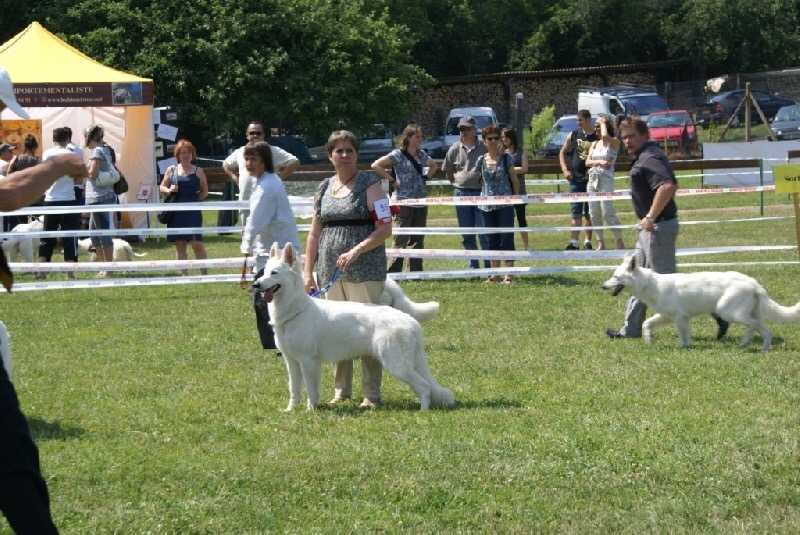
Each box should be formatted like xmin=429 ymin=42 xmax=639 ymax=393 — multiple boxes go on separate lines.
xmin=759 ymin=158 xmax=764 ymax=216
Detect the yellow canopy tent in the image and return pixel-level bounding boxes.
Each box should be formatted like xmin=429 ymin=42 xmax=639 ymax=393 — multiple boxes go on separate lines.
xmin=0 ymin=21 xmax=156 ymax=228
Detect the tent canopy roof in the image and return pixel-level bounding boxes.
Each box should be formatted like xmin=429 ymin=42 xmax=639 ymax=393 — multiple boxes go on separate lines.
xmin=0 ymin=22 xmax=151 ymax=84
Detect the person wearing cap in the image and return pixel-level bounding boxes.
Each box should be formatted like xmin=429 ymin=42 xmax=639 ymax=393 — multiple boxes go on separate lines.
xmin=0 ymin=142 xmax=14 ymax=176
xmin=443 ymin=116 xmax=487 ymax=269
xmin=223 ymin=120 xmax=299 ymax=225
xmin=0 ymin=65 xmax=75 ymax=534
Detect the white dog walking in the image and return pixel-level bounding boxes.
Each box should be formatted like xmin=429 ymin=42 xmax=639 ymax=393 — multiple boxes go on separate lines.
xmin=1 ymin=218 xmax=43 ymax=263
xmin=78 ymin=238 xmax=146 ymax=262
xmin=603 ymin=255 xmax=800 ymax=351
xmin=254 ymin=243 xmax=454 ymax=411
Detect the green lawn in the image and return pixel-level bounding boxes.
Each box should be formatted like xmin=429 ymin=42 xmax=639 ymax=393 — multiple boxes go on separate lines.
xmin=2 ymin=187 xmax=800 ymax=533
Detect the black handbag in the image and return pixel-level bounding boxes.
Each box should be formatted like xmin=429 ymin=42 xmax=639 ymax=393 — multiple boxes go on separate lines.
xmin=157 ymin=166 xmax=178 ymax=224
xmin=113 ymin=170 xmax=129 ymax=195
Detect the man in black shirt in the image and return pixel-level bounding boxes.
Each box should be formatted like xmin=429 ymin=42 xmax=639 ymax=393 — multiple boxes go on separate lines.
xmin=606 ymin=117 xmax=679 ymax=339
xmin=559 ymin=110 xmax=597 ymax=250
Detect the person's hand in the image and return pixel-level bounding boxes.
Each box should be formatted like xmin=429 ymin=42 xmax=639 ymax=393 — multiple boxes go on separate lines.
xmin=640 ymin=216 xmax=656 ymax=232
xmin=336 ymin=246 xmax=362 ymax=271
xmin=49 ymin=154 xmax=87 ymax=180
xmin=303 ymin=272 xmax=318 ymax=294
xmin=564 ymin=170 xmax=573 ymax=181
xmin=169 ymin=184 xmax=179 ymax=193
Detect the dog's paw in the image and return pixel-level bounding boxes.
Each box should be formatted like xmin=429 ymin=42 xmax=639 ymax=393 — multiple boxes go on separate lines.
xmin=283 ymin=402 xmax=298 ymax=412
xmin=643 ymin=331 xmax=653 ymax=344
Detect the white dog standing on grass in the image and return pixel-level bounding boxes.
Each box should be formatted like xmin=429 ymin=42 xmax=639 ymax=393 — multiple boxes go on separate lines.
xmin=254 ymin=242 xmax=454 ymax=411
xmin=1 ymin=218 xmax=43 ymax=263
xmin=603 ymin=255 xmax=800 ymax=351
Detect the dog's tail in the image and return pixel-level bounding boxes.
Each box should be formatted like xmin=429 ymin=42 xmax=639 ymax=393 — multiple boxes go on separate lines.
xmin=132 ymin=252 xmax=148 ymax=257
xmin=382 ymin=278 xmax=439 ymax=323
xmin=760 ymin=293 xmax=800 ymax=322
xmin=0 ymin=321 xmax=11 ymax=379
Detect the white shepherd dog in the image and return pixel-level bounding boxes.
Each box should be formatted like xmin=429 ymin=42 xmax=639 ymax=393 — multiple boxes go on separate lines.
xmin=78 ymin=238 xmax=147 ymax=262
xmin=254 ymin=242 xmax=454 ymax=411
xmin=0 ymin=321 xmax=11 ymax=379
xmin=602 ymin=255 xmax=800 ymax=351
xmin=1 ymin=218 xmax=43 ymax=263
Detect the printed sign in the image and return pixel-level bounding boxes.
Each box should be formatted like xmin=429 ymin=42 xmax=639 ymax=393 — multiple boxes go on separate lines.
xmin=13 ymin=82 xmax=154 ymax=107
xmin=773 ymin=164 xmax=800 ymax=193
xmin=0 ymin=119 xmax=43 ymax=158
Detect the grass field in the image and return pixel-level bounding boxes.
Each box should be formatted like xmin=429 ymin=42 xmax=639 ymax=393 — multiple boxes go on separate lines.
xmin=2 ymin=179 xmax=800 ymax=533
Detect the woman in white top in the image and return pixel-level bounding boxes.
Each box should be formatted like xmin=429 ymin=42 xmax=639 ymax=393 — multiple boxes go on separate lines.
xmin=37 ymin=127 xmax=81 ymax=278
xmin=239 ymin=141 xmax=300 ymax=351
xmin=585 ymin=115 xmax=625 ymax=250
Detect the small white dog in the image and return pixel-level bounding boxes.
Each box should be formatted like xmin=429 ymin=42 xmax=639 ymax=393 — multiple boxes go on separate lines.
xmin=0 ymin=321 xmax=11 ymax=379
xmin=603 ymin=255 xmax=800 ymax=351
xmin=78 ymin=238 xmax=146 ymax=262
xmin=254 ymin=242 xmax=454 ymax=411
xmin=1 ymin=218 xmax=43 ymax=263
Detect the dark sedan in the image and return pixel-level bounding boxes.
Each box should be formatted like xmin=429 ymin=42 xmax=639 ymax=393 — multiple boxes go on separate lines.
xmin=703 ymin=89 xmax=795 ymax=125
xmin=771 ymin=104 xmax=800 ymax=141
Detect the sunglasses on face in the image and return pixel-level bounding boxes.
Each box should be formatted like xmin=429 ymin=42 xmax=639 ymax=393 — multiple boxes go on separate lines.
xmin=485 ymin=136 xmax=500 ymax=141
xmin=247 ymin=131 xmax=264 ymax=136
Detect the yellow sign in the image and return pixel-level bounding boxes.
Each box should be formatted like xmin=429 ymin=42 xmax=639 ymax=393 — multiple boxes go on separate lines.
xmin=773 ymin=164 xmax=800 ymax=193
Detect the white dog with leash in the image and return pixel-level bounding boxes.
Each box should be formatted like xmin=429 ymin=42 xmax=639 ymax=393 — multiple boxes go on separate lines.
xmin=1 ymin=218 xmax=43 ymax=263
xmin=603 ymin=255 xmax=800 ymax=351
xmin=254 ymin=242 xmax=454 ymax=411
xmin=78 ymin=238 xmax=147 ymax=262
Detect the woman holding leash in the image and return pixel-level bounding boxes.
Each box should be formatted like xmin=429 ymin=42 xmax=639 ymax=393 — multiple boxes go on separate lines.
xmin=159 ymin=140 xmax=209 ymax=274
xmin=304 ymin=130 xmax=392 ymax=409
xmin=371 ymin=123 xmax=438 ymax=273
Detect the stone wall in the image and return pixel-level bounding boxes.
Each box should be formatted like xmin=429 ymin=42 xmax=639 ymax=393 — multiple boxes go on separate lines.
xmin=408 ymin=71 xmax=657 ymax=135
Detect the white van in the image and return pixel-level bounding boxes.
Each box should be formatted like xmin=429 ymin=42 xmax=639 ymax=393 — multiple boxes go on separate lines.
xmin=578 ymin=86 xmax=669 ymax=121
xmin=443 ymin=106 xmax=498 ymax=148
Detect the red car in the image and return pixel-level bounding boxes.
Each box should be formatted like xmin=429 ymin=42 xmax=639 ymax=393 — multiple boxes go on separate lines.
xmin=646 ymin=110 xmax=698 ymax=154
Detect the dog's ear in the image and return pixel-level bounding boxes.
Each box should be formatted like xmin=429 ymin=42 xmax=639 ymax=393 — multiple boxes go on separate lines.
xmin=628 ymin=255 xmax=636 ymax=271
xmin=282 ymin=243 xmax=295 ymax=266
xmin=269 ymin=242 xmax=280 ymax=258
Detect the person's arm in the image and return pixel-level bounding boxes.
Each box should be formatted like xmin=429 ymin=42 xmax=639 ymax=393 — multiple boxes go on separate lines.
xmin=88 ymin=149 xmax=101 ymax=180
xmin=277 ymin=158 xmax=299 ymax=180
xmin=159 ymin=167 xmax=177 ymax=194
xmin=559 ymin=135 xmax=573 ymax=179
xmin=585 ymin=141 xmax=603 ymax=167
xmin=196 ymin=167 xmax=209 ymax=200
xmin=443 ymin=146 xmax=456 ymax=184
xmin=0 ymin=155 xmax=87 ymax=211
xmin=425 ymin=154 xmax=440 ymax=179
xmin=222 ymin=150 xmax=239 ymax=180
xmin=512 ymin=149 xmax=528 ymax=175
xmin=335 ymin=182 xmax=392 ymax=271
xmin=370 ymin=153 xmax=395 ymax=182
xmin=640 ymin=180 xmax=677 ymax=231
xmin=508 ymin=161 xmax=520 ymax=195
xmin=303 ymin=214 xmax=322 ymax=292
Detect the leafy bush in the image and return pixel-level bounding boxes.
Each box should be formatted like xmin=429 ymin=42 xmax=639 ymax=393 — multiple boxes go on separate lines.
xmin=527 ymin=105 xmax=556 ymax=155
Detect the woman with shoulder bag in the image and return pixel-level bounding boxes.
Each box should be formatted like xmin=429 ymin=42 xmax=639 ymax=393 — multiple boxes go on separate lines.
xmin=85 ymin=124 xmax=117 ymax=277
xmin=159 ymin=140 xmax=209 ymax=274
xmin=371 ymin=123 xmax=438 ymax=272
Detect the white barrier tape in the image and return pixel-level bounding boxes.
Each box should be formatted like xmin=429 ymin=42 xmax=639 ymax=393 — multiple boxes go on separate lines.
xmin=385 ymin=245 xmax=795 ymax=261
xmin=0 ymin=226 xmax=244 ymax=239
xmin=9 ymin=259 xmax=799 ymax=292
xmin=0 ymin=198 xmax=313 ymax=217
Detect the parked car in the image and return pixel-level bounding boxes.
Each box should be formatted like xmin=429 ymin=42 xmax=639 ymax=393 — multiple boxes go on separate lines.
xmin=357 ymin=124 xmax=394 ymax=162
xmin=537 ymin=115 xmax=596 ymax=159
xmin=770 ymin=104 xmax=800 ymax=140
xmin=646 ymin=110 xmax=698 ymax=154
xmin=700 ymin=89 xmax=795 ymax=126
xmin=267 ymin=135 xmax=313 ymax=164
xmin=578 ymin=85 xmax=669 ymax=121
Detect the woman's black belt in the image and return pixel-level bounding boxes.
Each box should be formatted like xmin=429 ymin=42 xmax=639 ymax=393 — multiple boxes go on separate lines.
xmin=322 ymin=219 xmax=373 ymax=228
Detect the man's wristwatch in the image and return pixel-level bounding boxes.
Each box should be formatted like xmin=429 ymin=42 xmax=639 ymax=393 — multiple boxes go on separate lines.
xmin=644 ymin=214 xmax=655 ymax=223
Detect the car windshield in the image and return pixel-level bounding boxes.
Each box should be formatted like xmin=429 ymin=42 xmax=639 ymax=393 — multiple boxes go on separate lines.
xmin=621 ymin=95 xmax=669 ymax=116
xmin=647 ymin=113 xmax=691 ymax=128
xmin=774 ymin=105 xmax=800 ymax=122
xmin=544 ymin=117 xmax=595 ymax=146
xmin=446 ymin=115 xmax=495 ymax=136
